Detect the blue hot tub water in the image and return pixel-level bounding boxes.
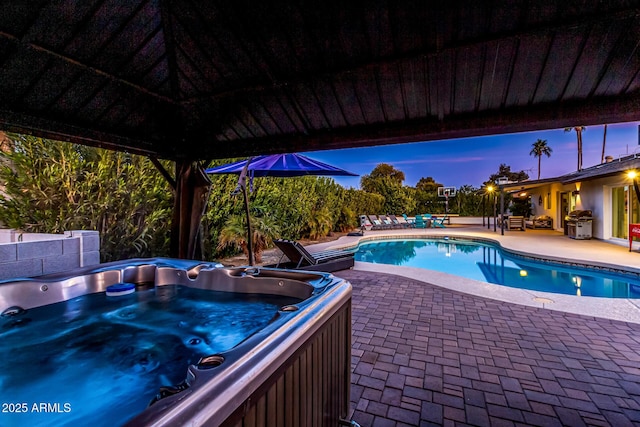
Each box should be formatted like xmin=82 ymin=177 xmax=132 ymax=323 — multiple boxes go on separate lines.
xmin=355 ymin=238 xmax=640 ymax=298
xmin=0 ymin=285 xmax=300 ymax=427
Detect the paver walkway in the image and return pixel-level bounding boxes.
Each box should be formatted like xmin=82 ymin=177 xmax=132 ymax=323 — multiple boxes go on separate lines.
xmin=336 ymin=270 xmax=640 ymax=426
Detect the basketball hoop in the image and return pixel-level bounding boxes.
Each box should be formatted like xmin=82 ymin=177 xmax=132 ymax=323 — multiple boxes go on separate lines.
xmin=437 ymin=186 xmax=456 ymax=214
xmin=437 ymin=186 xmax=456 ymax=198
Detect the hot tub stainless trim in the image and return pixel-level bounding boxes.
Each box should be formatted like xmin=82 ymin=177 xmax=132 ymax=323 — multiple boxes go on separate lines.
xmin=0 ymin=258 xmax=332 ymax=310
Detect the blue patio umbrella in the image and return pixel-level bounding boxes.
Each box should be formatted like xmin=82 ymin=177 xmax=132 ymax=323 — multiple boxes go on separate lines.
xmin=205 ymin=153 xmax=358 ymax=178
xmin=205 ymin=153 xmax=357 ymax=265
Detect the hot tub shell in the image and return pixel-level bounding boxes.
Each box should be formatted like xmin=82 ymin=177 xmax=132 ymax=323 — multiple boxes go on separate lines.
xmin=0 ymin=258 xmax=352 ymax=426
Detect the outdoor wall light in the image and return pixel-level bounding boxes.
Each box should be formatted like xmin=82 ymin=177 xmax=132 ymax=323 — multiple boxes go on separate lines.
xmin=628 ymin=170 xmax=638 ymax=180
xmin=572 ymin=190 xmax=580 ymax=196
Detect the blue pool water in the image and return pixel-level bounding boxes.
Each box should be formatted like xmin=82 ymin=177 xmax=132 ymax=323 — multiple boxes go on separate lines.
xmin=354 ymin=238 xmax=640 ymax=298
xmin=0 ymin=286 xmax=300 ymax=427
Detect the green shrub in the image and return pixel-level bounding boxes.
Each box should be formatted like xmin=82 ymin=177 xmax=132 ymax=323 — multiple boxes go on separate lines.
xmin=0 ymin=134 xmax=173 ymax=262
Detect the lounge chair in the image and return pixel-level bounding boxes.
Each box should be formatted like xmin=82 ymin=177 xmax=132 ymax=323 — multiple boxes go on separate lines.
xmin=271 ymin=239 xmax=355 ymax=272
xmin=431 ymin=214 xmax=448 ymax=228
xmin=378 ymin=214 xmax=394 ymax=228
xmin=380 ymin=214 xmax=403 ymax=229
xmin=368 ymin=215 xmax=389 ymax=230
xmin=360 ymin=215 xmax=374 ymax=231
xmin=389 ymin=214 xmax=409 ymax=228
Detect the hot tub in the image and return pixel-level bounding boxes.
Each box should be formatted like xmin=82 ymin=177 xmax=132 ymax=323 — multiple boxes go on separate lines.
xmin=0 ymin=258 xmax=352 ymax=426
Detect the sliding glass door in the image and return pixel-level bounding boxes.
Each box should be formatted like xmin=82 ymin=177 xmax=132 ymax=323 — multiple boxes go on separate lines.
xmin=611 ymin=185 xmax=639 ymax=239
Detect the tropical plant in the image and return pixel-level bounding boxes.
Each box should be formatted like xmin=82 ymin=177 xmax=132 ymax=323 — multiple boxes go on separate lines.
xmin=0 ymin=134 xmax=173 ymax=262
xmin=305 ymin=206 xmax=333 ymax=239
xmin=454 ymin=185 xmax=484 ymax=216
xmin=216 ymin=211 xmax=280 ymax=263
xmin=335 ymin=205 xmax=358 ymax=231
xmin=529 ymin=139 xmax=552 ymax=180
xmin=564 ymin=126 xmax=586 ymax=171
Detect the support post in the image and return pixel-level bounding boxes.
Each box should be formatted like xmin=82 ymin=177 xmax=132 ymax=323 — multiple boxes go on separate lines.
xmin=241 ymin=178 xmax=255 ymax=266
xmin=169 ymin=161 xmax=212 ymax=259
xmin=493 ymin=196 xmax=496 ymax=232
xmin=500 ymin=188 xmax=505 ymax=235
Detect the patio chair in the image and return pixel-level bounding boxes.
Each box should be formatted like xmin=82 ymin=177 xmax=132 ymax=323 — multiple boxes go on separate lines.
xmin=431 ymin=214 xmax=448 ymax=228
xmin=414 ymin=214 xmax=427 ymax=228
xmin=271 ymin=239 xmax=355 ymax=272
xmin=507 ymin=215 xmax=525 ymax=231
xmin=402 ymin=214 xmax=416 ymax=227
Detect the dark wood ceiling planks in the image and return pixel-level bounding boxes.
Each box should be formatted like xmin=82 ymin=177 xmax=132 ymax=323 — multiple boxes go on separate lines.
xmin=0 ymin=0 xmax=639 ymax=160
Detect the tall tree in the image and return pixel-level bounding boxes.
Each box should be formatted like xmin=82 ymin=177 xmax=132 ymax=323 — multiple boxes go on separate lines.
xmin=529 ymin=139 xmax=552 ymax=180
xmin=415 ymin=176 xmax=442 ymax=192
xmin=488 ymin=164 xmax=529 ymax=184
xmin=360 ymin=163 xmax=415 ymax=214
xmin=364 ymin=163 xmax=405 ymax=184
xmin=564 ymin=126 xmax=586 ymax=171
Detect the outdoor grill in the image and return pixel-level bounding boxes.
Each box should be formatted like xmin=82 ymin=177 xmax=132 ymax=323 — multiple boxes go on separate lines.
xmin=565 ymin=210 xmax=593 ymax=240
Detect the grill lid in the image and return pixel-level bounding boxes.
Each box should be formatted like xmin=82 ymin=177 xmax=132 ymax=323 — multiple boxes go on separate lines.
xmin=566 ymin=210 xmax=593 ymax=220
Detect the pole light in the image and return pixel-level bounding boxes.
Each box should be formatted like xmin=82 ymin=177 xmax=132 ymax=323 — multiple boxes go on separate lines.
xmin=486 ymin=185 xmax=495 ymax=230
xmin=495 ymin=178 xmax=508 ymax=235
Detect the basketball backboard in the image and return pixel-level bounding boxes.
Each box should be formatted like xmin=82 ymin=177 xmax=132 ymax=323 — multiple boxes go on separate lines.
xmin=437 ymin=186 xmax=456 ymax=197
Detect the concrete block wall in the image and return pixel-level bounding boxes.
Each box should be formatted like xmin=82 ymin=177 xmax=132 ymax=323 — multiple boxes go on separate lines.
xmin=0 ymin=229 xmax=100 ymax=281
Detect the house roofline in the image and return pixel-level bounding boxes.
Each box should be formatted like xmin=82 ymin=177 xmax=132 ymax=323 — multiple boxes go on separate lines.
xmin=501 ymin=154 xmax=640 ymax=189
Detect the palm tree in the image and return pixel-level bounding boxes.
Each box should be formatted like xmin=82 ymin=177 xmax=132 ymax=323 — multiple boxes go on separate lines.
xmin=564 ymin=126 xmax=586 ymax=171
xmin=217 ymin=212 xmax=280 ymax=263
xmin=529 ymin=139 xmax=552 ymax=180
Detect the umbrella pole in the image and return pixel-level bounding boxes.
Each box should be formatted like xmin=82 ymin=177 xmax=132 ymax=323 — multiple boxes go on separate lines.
xmin=243 ymin=183 xmax=255 ymax=266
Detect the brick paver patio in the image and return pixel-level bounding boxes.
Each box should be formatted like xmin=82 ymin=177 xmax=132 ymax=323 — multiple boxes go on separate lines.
xmin=336 ymin=270 xmax=640 ymax=426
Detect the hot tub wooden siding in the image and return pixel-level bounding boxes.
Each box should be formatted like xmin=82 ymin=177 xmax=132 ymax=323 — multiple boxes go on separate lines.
xmin=222 ymin=300 xmax=352 ymax=426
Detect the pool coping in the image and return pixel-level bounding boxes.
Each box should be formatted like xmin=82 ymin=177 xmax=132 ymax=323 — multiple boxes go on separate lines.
xmin=311 ymin=229 xmax=640 ymax=324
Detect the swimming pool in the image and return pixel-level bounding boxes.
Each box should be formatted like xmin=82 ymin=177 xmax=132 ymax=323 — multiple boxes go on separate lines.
xmin=354 ymin=238 xmax=640 ymax=298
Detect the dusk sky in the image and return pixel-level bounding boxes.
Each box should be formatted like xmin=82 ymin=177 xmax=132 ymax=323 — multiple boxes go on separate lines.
xmin=307 ymin=121 xmax=640 ymax=190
